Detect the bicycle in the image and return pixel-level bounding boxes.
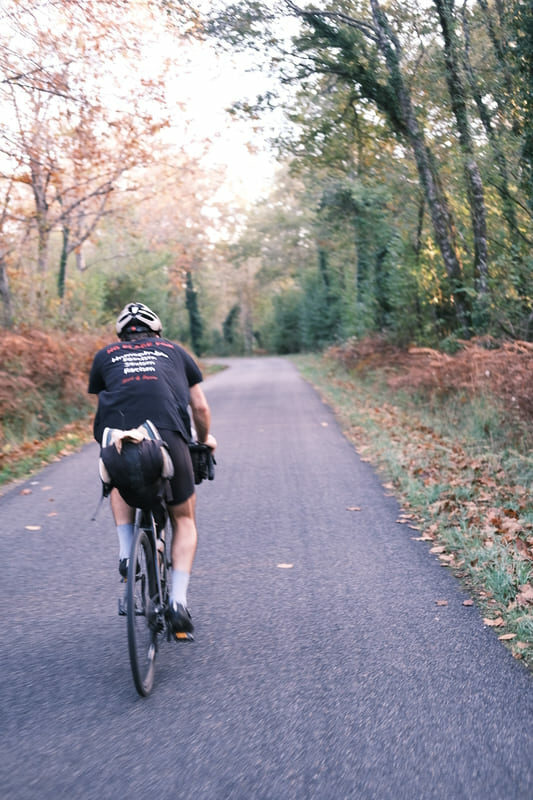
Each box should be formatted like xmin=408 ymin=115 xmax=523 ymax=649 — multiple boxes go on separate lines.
xmin=119 ymin=442 xmax=215 ymax=697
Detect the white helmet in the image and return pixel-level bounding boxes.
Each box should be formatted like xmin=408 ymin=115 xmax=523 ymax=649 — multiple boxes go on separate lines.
xmin=116 ymin=302 xmax=162 ymax=336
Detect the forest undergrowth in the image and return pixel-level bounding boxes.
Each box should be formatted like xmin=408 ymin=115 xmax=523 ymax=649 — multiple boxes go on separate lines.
xmin=293 ymin=337 xmax=533 ymax=670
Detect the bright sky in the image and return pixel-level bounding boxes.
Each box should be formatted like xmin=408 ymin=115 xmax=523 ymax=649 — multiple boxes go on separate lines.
xmin=167 ymin=39 xmax=279 ymax=205
xmin=1 ymin=0 xmax=285 ymax=209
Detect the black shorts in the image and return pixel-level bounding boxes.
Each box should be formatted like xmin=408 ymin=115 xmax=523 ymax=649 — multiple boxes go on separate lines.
xmin=159 ymin=429 xmax=195 ymax=506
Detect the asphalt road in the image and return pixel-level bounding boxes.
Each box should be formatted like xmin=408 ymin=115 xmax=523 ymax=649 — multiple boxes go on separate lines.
xmin=1 ymin=356 xmax=531 ymax=800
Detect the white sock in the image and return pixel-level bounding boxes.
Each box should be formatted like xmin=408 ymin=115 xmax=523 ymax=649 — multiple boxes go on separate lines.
xmin=170 ymin=569 xmax=190 ymax=607
xmin=117 ymin=523 xmax=134 ymax=560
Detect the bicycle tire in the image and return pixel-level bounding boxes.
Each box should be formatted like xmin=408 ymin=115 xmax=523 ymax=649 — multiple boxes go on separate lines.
xmin=127 ymin=519 xmax=158 ymax=696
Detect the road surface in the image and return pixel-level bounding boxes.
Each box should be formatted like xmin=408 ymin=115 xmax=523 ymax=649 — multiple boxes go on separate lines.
xmin=1 ymin=357 xmax=531 ymax=799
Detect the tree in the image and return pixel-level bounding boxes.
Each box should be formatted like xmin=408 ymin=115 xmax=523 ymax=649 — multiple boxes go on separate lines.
xmin=204 ymin=0 xmax=533 ymax=341
xmin=285 ymin=1 xmax=471 ymax=332
xmin=510 ymin=0 xmax=533 ymax=211
xmin=0 ymin=0 xmax=193 ymax=318
xmin=433 ymin=0 xmax=489 ymax=301
xmin=185 ymin=270 xmax=204 ymax=354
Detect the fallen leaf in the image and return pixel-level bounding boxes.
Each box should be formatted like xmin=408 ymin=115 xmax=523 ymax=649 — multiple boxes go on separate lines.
xmin=20 ymin=489 xmax=32 ymax=495
xmin=277 ymin=563 xmax=293 ymax=569
xmin=346 ymin=506 xmax=362 ymax=512
xmin=25 ymin=525 xmax=41 ymax=531
xmin=515 ymin=539 xmax=530 ymax=558
xmin=439 ymin=554 xmax=455 ymax=564
xmin=462 ymin=599 xmax=474 ymax=606
xmin=41 ymin=485 xmax=53 ymax=491
xmin=483 ymin=617 xmax=504 ymax=627
xmin=498 ymin=633 xmax=517 ymax=641
xmin=435 ymin=600 xmax=448 ymax=606
xmin=516 ymin=584 xmax=533 ymax=606
xmin=47 ymin=512 xmax=58 ymax=517
xmin=430 ymin=545 xmax=446 ymax=553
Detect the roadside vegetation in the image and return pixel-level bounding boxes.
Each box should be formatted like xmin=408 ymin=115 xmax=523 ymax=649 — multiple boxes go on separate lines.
xmin=293 ymin=338 xmax=533 ymax=670
xmin=0 ymin=329 xmax=103 ymax=485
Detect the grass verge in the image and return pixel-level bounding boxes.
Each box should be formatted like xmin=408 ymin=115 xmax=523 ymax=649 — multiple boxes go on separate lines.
xmin=0 ymin=416 xmax=94 ymax=491
xmin=292 ymin=352 xmax=533 ymax=670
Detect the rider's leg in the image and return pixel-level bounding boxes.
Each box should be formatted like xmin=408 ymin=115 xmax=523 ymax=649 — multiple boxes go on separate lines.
xmin=167 ymin=493 xmax=197 ymax=608
xmin=110 ymin=489 xmax=135 ymax=564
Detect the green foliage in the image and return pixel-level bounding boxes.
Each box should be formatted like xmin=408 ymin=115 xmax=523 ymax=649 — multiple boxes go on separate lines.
xmin=203 ymin=2 xmax=277 ymax=52
xmin=511 ymin=0 xmax=533 ymax=210
xmin=223 ymin=304 xmax=241 ymax=346
xmin=267 ymin=288 xmax=303 ymax=354
xmin=103 ymin=274 xmax=144 ymax=318
xmin=185 ymin=271 xmax=204 ymax=355
xmin=203 ymin=0 xmax=532 ymax=349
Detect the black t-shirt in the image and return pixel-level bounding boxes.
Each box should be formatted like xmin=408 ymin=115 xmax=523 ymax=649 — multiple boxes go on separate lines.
xmin=88 ymin=336 xmax=203 ymax=443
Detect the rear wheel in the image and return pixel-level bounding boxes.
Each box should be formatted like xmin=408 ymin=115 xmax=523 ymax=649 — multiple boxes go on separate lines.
xmin=127 ymin=521 xmax=157 ymax=696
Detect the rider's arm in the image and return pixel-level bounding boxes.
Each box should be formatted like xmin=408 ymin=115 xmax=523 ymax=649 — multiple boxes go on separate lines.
xmin=189 ymin=383 xmax=212 ymax=445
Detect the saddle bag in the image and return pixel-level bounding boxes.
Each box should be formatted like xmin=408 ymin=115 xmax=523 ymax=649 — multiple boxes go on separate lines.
xmin=99 ymin=420 xmax=174 ymax=511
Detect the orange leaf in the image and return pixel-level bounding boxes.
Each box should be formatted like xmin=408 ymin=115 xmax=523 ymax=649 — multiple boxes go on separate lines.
xmin=498 ymin=633 xmax=517 ymax=641
xmin=516 ymin=584 xmax=533 ymax=606
xmin=483 ymin=617 xmax=504 ymax=627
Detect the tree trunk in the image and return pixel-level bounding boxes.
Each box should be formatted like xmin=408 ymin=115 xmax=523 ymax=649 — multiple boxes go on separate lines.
xmin=461 ymin=5 xmax=522 ymax=240
xmin=476 ymin=0 xmax=515 ymax=111
xmin=369 ymin=0 xmax=470 ymax=332
xmin=434 ymin=0 xmax=489 ymax=299
xmin=0 ymin=254 xmax=14 ymax=328
xmin=58 ymin=224 xmax=69 ymax=299
xmin=75 ymin=247 xmax=86 ymax=271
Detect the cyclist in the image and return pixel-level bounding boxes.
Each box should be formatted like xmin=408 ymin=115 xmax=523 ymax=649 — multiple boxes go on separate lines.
xmin=88 ymin=302 xmax=216 ymax=634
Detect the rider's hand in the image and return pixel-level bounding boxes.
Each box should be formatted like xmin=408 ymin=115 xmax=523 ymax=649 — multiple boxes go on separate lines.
xmin=203 ymin=433 xmax=217 ymax=451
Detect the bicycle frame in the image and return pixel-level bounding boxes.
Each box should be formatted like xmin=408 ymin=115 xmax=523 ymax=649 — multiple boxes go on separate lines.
xmin=138 ymin=508 xmax=166 ymax=618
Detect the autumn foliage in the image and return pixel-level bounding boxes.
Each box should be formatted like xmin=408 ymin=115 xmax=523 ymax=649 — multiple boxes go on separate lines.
xmin=0 ymin=329 xmax=106 ymax=454
xmin=328 ymin=336 xmax=533 ymax=427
